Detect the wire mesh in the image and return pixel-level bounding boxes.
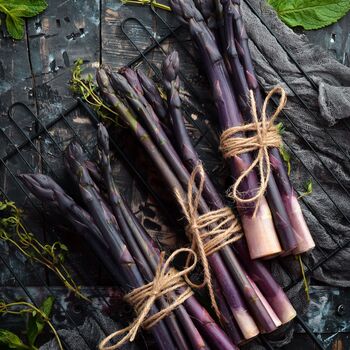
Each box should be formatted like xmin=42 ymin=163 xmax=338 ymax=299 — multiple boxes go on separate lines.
xmin=1 ymin=3 xmax=347 ymax=350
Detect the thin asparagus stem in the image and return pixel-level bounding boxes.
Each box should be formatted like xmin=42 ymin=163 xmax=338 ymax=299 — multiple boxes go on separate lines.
xmin=136 ymin=69 xmax=168 ymax=121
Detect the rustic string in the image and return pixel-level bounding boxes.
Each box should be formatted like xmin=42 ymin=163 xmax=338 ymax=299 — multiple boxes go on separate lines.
xmin=220 ymin=86 xmax=286 ymax=209
xmin=99 ymin=248 xmax=197 ymax=350
xmin=175 ymin=164 xmax=243 ymax=320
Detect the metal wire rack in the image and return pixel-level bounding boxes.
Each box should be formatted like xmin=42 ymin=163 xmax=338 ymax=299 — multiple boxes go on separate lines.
xmin=0 ymin=2 xmax=348 ymax=349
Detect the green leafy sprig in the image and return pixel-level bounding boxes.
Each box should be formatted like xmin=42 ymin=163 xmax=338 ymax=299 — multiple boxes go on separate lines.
xmin=121 ymin=0 xmax=171 ymax=11
xmin=0 ymin=296 xmax=62 ymax=350
xmin=0 ymin=201 xmax=87 ymax=301
xmin=296 ymin=255 xmax=310 ymax=303
xmin=268 ymin=0 xmax=350 ymax=30
xmin=298 ymin=179 xmax=313 ymax=199
xmin=71 ymin=59 xmax=120 ymax=124
xmin=0 ymin=0 xmax=48 ymax=40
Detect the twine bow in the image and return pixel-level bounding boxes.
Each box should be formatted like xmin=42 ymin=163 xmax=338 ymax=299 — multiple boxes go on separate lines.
xmin=175 ymin=164 xmax=243 ymax=320
xmin=220 ymin=86 xmax=286 ymax=208
xmin=99 ymin=248 xmax=197 ymax=350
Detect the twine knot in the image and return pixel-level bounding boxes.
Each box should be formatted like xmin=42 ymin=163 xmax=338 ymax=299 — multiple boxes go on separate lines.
xmin=175 ymin=164 xmax=243 ymax=320
xmin=220 ymin=86 xmax=286 ymax=207
xmin=99 ymin=248 xmax=197 ymax=350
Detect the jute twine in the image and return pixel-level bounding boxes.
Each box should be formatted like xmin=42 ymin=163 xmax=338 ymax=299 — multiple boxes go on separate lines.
xmin=175 ymin=164 xmax=243 ymax=320
xmin=99 ymin=248 xmax=197 ymax=350
xmin=220 ymin=86 xmax=286 ymax=208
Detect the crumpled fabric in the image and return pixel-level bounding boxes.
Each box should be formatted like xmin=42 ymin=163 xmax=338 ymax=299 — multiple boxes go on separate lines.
xmin=240 ymin=0 xmax=350 ymax=347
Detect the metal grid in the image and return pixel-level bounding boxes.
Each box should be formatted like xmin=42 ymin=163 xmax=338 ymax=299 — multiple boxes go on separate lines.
xmin=0 ymin=2 xmax=348 ymax=349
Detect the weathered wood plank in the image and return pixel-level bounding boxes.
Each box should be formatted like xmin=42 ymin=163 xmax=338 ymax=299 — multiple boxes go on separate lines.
xmin=26 ymin=0 xmax=101 ymax=118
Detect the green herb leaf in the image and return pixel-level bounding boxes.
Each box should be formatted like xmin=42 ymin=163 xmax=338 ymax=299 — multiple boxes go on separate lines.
xmin=27 ymin=296 xmax=54 ymax=346
xmin=0 ymin=329 xmax=28 ymax=349
xmin=279 ymin=144 xmax=291 ymax=176
xmin=0 ymin=0 xmax=48 ymax=40
xmin=299 ymin=179 xmax=313 ymax=198
xmin=5 ymin=14 xmax=24 ymax=40
xmin=40 ymin=296 xmax=54 ymax=318
xmin=268 ymin=0 xmax=350 ymax=30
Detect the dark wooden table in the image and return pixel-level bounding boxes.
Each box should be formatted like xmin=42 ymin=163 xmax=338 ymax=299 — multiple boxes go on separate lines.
xmin=0 ymin=1 xmax=349 ymax=349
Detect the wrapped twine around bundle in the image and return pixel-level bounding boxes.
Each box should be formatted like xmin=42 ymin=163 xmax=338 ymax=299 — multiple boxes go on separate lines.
xmin=99 ymin=248 xmax=197 ymax=350
xmin=220 ymin=86 xmax=286 ymax=208
xmin=175 ymin=164 xmax=243 ymax=320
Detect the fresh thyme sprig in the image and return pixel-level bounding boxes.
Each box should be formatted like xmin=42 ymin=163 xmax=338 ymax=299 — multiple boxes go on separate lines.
xmin=0 ymin=201 xmax=87 ymax=301
xmin=0 ymin=297 xmax=63 ymax=350
xmin=121 ymin=0 xmax=171 ymax=11
xmin=71 ymin=59 xmax=119 ymax=124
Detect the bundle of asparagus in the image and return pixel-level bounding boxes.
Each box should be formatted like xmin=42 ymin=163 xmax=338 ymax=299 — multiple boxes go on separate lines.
xmin=20 ymin=126 xmax=237 ymax=350
xmin=168 ymin=0 xmax=315 ymax=259
xmin=87 ymin=50 xmax=297 ymax=343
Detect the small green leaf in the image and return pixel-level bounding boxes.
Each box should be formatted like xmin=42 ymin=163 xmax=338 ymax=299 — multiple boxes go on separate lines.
xmin=305 ymin=179 xmax=313 ymax=194
xmin=27 ymin=296 xmax=54 ymax=346
xmin=0 ymin=0 xmax=48 ymax=40
xmin=40 ymin=296 xmax=54 ymax=318
xmin=0 ymin=329 xmax=27 ymax=349
xmin=26 ymin=318 xmax=39 ymax=347
xmin=279 ymin=144 xmax=291 ymax=176
xmin=58 ymin=243 xmax=68 ymax=252
xmin=5 ymin=14 xmax=24 ymax=40
xmin=276 ymin=122 xmax=285 ymax=134
xmin=0 ymin=0 xmax=47 ymax=16
xmin=268 ymin=0 xmax=350 ymax=30
xmin=299 ymin=179 xmax=313 ymax=198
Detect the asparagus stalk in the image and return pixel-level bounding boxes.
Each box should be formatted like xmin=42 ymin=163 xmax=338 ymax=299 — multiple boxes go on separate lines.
xmin=170 ymin=0 xmax=282 ymax=259
xmin=230 ymin=0 xmax=314 ymax=254
xmin=161 ymin=51 xmax=296 ymax=324
xmin=213 ymin=280 xmax=244 ymax=345
xmin=135 ymin=69 xmax=168 ymax=121
xmin=64 ymin=142 xmax=177 ymax=350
